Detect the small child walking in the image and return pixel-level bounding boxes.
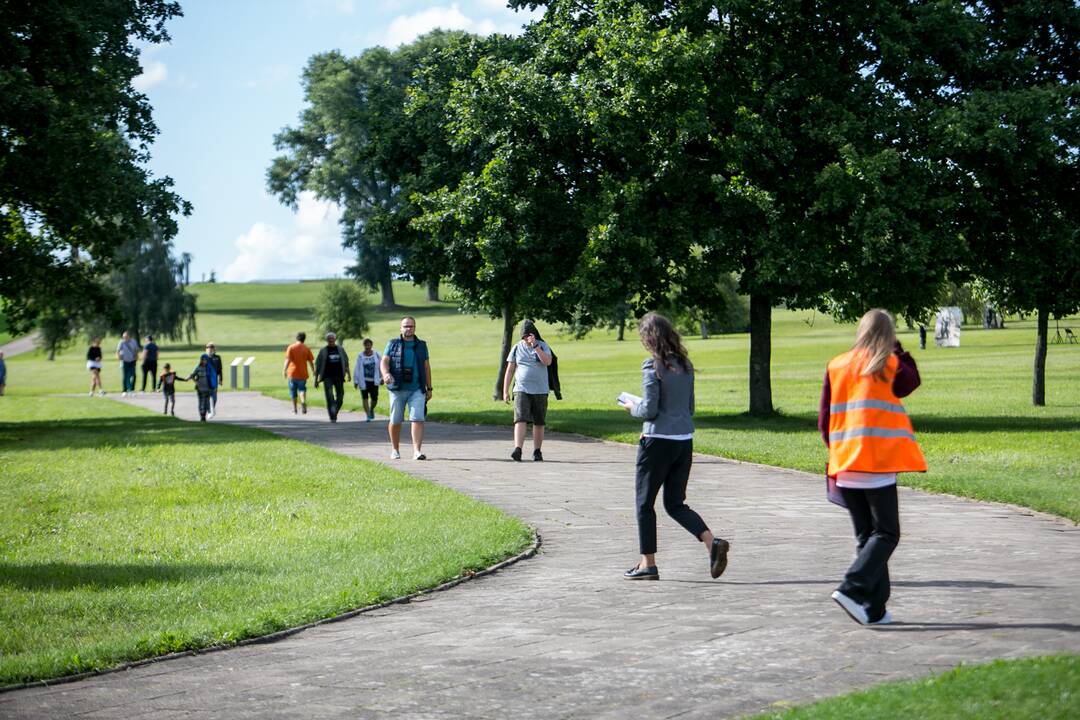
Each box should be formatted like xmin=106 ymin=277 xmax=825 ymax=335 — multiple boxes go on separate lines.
xmin=159 ymin=363 xmax=182 ymax=415
xmin=185 ymin=354 xmax=218 ymax=421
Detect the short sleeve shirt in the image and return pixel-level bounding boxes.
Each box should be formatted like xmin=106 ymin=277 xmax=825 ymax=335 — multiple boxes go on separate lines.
xmin=117 ymin=339 xmax=139 ymax=363
xmin=285 ymin=342 xmax=314 ymax=380
xmin=361 ymin=353 xmax=378 ymax=381
xmin=143 ymin=342 xmax=158 ymax=363
xmin=508 ymin=340 xmax=550 ymax=395
xmin=323 ymin=347 xmax=345 ymax=381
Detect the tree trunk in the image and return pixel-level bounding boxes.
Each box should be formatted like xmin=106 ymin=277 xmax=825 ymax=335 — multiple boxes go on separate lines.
xmin=494 ymin=305 xmax=515 ymax=400
xmin=700 ymin=320 xmax=710 ymax=340
xmin=748 ymin=293 xmax=774 ymax=417
xmin=1033 ymin=306 xmax=1048 ymax=406
xmin=378 ymin=269 xmax=396 ymax=308
xmin=426 ymin=278 xmax=440 ymax=302
xmin=617 ymin=316 xmax=625 ymax=342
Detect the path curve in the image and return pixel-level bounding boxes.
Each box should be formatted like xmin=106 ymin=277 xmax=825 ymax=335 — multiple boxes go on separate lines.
xmin=3 ymin=391 xmax=1079 ymax=719
xmin=0 ymin=333 xmax=38 ymax=359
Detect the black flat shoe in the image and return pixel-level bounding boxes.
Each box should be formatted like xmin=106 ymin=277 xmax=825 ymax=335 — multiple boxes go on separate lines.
xmin=623 ymin=565 xmax=659 ymax=580
xmin=710 ymin=537 xmax=730 ymax=579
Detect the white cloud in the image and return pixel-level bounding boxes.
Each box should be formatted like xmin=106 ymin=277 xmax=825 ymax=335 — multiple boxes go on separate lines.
xmin=385 ymin=4 xmax=473 ymax=46
xmin=222 ymin=193 xmax=353 ymax=282
xmin=133 ymin=60 xmax=168 ymax=91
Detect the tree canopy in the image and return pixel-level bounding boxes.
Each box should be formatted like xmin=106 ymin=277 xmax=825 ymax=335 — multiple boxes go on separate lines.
xmin=0 ymin=0 xmax=191 ymax=332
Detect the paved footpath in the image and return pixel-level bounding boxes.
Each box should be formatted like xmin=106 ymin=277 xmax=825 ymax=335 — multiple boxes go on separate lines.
xmin=4 ymin=392 xmax=1080 ymax=719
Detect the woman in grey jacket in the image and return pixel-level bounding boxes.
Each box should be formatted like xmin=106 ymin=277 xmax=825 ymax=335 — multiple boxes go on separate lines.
xmin=619 ymin=313 xmax=730 ymax=580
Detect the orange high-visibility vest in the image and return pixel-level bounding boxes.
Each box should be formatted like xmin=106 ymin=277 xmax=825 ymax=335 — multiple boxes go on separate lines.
xmin=827 ymin=349 xmax=927 ymax=475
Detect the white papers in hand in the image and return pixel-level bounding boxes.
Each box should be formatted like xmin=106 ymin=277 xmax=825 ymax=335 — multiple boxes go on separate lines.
xmin=617 ymin=392 xmax=642 ymax=407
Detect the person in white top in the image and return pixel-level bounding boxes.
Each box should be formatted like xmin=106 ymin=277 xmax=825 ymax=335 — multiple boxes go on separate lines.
xmin=353 ymin=338 xmax=382 ymax=422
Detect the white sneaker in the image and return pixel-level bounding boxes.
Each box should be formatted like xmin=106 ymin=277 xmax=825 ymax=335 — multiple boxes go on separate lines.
xmin=831 ymin=590 xmax=869 ymax=625
xmin=868 ymin=610 xmax=893 ymax=626
xmin=208 ymin=410 xmax=215 ymax=419
xmin=121 ymin=391 xmax=127 ymax=397
xmin=88 ymin=391 xmax=94 ymax=396
xmin=390 ymin=449 xmax=401 ymax=460
xmin=413 ymin=451 xmax=426 ymax=460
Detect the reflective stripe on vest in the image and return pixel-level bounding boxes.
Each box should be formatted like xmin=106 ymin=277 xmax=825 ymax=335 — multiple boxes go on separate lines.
xmin=826 ymin=349 xmax=927 ymax=475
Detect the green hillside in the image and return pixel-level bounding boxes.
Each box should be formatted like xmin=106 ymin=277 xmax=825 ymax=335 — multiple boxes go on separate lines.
xmin=5 ymin=279 xmax=1079 ymax=520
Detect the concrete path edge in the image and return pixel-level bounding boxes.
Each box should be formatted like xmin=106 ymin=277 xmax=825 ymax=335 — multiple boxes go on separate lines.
xmin=0 ymin=528 xmax=542 ymax=694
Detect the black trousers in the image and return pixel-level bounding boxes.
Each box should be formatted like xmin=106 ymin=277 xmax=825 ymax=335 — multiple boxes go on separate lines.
xmin=323 ymin=379 xmax=345 ymax=420
xmin=197 ymin=390 xmax=211 ymax=419
xmin=141 ymin=362 xmax=158 ymax=391
xmin=837 ymin=484 xmax=900 ymax=620
xmin=635 ymin=437 xmax=708 ymax=555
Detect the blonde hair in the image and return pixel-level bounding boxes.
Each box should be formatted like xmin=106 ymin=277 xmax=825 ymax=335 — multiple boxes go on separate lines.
xmin=852 ymin=309 xmax=896 ymax=379
xmin=638 ymin=312 xmax=692 ymax=373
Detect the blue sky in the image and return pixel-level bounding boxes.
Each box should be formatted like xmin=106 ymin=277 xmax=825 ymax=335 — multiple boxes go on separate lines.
xmin=137 ymin=1 xmax=539 ymax=282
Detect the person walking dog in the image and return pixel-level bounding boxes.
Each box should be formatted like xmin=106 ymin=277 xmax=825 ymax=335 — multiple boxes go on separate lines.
xmin=820 ymin=309 xmax=926 ymax=626
xmin=618 ymin=312 xmax=729 ymax=581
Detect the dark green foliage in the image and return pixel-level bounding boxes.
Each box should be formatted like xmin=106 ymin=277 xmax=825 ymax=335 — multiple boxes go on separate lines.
xmin=0 ymin=0 xmax=191 ymax=332
xmin=269 ymin=31 xmax=485 ymax=309
xmin=107 ymin=227 xmax=197 ymax=343
xmin=314 ymin=281 xmax=370 ymax=345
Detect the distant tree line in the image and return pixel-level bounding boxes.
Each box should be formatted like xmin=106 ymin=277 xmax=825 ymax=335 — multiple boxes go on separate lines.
xmin=270 ymin=0 xmax=1078 ymax=409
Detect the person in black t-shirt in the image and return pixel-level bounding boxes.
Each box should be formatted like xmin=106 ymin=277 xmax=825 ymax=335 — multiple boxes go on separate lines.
xmin=141 ymin=335 xmax=159 ymax=392
xmin=314 ymin=332 xmax=351 ymax=423
xmin=86 ymin=338 xmax=104 ymax=396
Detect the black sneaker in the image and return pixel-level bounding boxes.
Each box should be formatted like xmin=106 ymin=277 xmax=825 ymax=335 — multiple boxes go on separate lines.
xmin=511 ymin=447 xmax=522 ymax=462
xmin=623 ymin=565 xmax=659 ymax=581
xmin=533 ymin=448 xmax=543 ymax=462
xmin=710 ymin=537 xmax=730 ymax=579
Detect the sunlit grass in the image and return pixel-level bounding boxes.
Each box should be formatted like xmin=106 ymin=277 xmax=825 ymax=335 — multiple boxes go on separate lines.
xmin=0 ymin=395 xmax=531 ymax=685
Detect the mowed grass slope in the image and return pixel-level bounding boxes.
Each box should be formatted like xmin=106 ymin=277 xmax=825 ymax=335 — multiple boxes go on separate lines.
xmin=0 ymin=394 xmax=531 ymax=685
xmin=5 ymin=280 xmax=1079 ymax=521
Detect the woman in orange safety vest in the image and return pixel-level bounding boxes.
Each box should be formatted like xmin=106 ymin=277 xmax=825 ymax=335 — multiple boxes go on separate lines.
xmin=818 ymin=309 xmax=926 ymax=626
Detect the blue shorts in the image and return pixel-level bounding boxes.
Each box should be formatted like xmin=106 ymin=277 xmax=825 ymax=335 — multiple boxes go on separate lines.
xmin=288 ymin=378 xmax=307 ymax=398
xmin=388 ymin=388 xmax=426 ymax=424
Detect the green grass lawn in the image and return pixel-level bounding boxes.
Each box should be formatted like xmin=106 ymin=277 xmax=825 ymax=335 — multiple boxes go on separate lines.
xmin=1 ymin=280 xmax=1077 ymax=705
xmin=750 ymin=654 xmax=1080 ymax=720
xmin=0 ymin=395 xmax=531 ymax=685
xmin=6 ymin=280 xmax=1076 ymax=520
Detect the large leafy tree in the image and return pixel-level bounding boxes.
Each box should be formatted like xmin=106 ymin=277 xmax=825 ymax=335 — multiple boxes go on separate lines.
xmin=915 ymin=0 xmax=1080 ymax=406
xmin=269 ymin=31 xmax=481 ymax=308
xmin=520 ymin=0 xmax=959 ymax=415
xmin=0 ymin=0 xmax=191 ymax=332
xmin=107 ymin=226 xmax=197 ymax=343
xmin=413 ymin=33 xmax=602 ymax=398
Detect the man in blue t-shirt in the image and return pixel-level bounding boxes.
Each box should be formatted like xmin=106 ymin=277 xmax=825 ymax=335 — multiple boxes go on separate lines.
xmin=380 ymin=316 xmax=432 ymax=460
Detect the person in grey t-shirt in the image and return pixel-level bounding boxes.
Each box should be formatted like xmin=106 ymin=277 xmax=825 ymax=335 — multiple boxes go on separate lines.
xmin=116 ymin=331 xmax=140 ymax=396
xmin=502 ymin=319 xmax=553 ymax=462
